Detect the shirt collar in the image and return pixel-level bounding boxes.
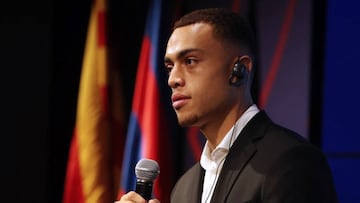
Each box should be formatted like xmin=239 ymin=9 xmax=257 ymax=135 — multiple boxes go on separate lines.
xmin=200 ymin=104 xmax=260 ymax=170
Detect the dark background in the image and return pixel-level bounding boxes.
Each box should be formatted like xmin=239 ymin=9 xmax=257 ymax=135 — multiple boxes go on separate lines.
xmin=6 ymin=0 xmax=360 ymax=202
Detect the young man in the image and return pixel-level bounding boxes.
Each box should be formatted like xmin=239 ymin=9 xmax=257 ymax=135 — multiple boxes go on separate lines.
xmin=117 ymin=8 xmax=337 ymax=203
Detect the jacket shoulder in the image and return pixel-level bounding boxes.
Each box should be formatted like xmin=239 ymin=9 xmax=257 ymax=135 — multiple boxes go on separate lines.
xmin=171 ymin=163 xmax=203 ymax=203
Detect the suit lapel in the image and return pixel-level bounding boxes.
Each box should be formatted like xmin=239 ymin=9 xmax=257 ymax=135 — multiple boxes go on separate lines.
xmin=210 ymin=111 xmax=272 ymax=203
xmin=210 ymin=135 xmax=257 ymax=203
xmin=194 ymin=165 xmax=205 ymax=202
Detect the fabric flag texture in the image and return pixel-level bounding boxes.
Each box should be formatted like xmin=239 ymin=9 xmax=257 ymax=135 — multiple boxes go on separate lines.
xmin=118 ymin=0 xmax=178 ymax=202
xmin=63 ymin=0 xmax=125 ymax=202
xmin=182 ymin=127 xmax=205 ymax=171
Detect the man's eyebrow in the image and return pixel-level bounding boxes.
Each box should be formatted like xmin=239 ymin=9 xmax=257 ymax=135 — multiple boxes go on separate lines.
xmin=164 ymin=48 xmax=202 ymax=63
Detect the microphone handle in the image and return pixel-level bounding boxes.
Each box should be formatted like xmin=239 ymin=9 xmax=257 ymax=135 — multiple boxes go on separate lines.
xmin=135 ymin=180 xmax=153 ymax=201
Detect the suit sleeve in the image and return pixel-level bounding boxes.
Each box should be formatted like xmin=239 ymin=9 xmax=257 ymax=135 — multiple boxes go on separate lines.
xmin=262 ymin=145 xmax=338 ymax=203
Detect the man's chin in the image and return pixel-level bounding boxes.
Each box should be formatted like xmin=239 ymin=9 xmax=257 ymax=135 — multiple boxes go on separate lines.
xmin=177 ymin=115 xmax=199 ymax=127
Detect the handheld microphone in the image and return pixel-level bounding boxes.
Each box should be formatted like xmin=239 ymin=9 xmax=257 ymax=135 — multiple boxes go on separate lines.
xmin=135 ymin=158 xmax=160 ymax=201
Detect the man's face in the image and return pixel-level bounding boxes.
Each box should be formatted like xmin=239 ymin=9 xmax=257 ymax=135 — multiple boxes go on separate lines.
xmin=164 ymin=23 xmax=238 ymax=128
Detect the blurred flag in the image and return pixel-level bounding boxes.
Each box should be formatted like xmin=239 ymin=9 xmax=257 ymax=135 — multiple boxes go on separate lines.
xmin=118 ymin=0 xmax=179 ymax=202
xmin=182 ymin=127 xmax=205 ymax=171
xmin=62 ymin=0 xmax=126 ymax=202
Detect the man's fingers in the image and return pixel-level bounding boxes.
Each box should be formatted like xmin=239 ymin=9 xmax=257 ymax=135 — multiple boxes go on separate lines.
xmin=116 ymin=191 xmax=147 ymax=203
xmin=149 ymin=199 xmax=160 ymax=203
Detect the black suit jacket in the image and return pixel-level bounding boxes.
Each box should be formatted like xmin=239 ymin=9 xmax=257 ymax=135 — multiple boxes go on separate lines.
xmin=171 ymin=111 xmax=337 ymax=203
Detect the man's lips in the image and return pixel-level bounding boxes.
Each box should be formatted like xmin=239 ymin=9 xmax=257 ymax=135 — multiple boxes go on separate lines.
xmin=171 ymin=93 xmax=190 ymax=109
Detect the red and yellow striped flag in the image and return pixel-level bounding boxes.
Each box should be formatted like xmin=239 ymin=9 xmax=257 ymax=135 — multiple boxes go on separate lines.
xmin=63 ymin=0 xmax=125 ymax=202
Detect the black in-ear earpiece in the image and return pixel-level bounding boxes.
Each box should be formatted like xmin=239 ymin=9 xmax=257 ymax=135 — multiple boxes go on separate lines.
xmin=229 ymin=61 xmax=247 ymax=86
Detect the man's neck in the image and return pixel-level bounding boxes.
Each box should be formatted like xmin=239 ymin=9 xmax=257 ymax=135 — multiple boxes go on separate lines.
xmin=201 ymin=102 xmax=253 ymax=151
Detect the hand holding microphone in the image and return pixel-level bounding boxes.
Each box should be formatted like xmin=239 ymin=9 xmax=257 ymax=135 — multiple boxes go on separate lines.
xmin=115 ymin=158 xmax=160 ymax=203
xmin=135 ymin=158 xmax=160 ymax=201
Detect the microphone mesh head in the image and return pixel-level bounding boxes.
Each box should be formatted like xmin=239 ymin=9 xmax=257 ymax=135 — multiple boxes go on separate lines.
xmin=135 ymin=158 xmax=160 ymax=181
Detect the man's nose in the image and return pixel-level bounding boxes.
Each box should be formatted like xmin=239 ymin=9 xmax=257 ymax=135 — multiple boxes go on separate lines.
xmin=168 ymin=66 xmax=184 ymax=88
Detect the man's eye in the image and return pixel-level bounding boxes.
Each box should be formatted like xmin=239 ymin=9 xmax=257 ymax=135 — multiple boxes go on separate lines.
xmin=165 ymin=66 xmax=173 ymax=74
xmin=185 ymin=58 xmax=196 ymax=65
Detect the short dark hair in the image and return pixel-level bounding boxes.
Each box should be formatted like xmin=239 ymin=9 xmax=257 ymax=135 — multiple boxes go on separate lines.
xmin=173 ymin=8 xmax=257 ymax=56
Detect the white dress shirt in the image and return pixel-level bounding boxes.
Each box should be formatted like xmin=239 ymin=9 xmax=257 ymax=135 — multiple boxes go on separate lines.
xmin=200 ymin=104 xmax=260 ymax=203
